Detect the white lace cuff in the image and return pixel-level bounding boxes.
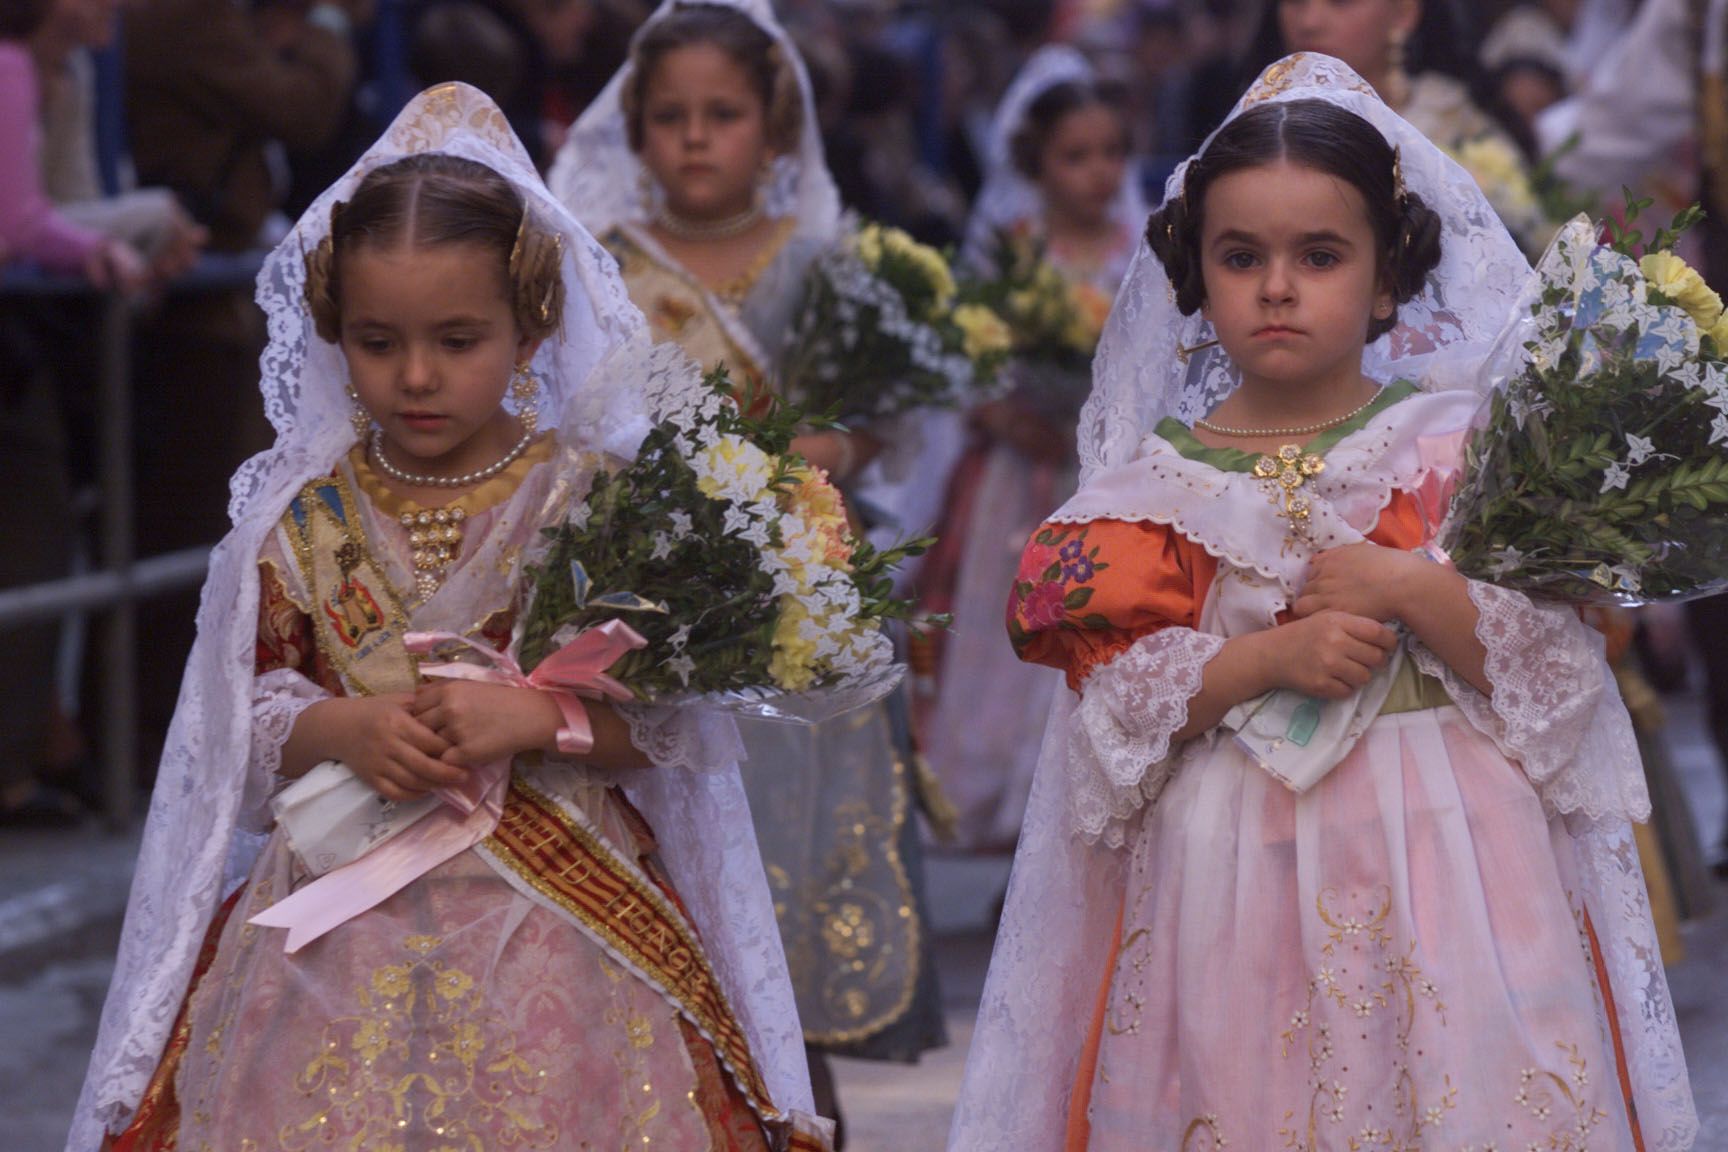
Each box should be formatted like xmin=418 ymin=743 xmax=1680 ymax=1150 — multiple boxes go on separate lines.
xmin=619 ymin=702 xmax=745 ymax=775
xmin=246 ymin=668 xmax=331 ymax=833
xmin=1069 ymin=628 xmax=1226 ymax=847
xmin=1408 ymin=580 xmax=1650 ymax=822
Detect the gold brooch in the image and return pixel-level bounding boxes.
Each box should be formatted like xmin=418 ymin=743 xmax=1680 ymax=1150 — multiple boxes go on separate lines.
xmin=1254 ymin=444 xmax=1325 ymax=542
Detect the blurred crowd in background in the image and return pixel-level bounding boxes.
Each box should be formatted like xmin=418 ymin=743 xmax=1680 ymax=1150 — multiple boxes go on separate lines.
xmin=2 ymin=0 xmax=1720 ymax=844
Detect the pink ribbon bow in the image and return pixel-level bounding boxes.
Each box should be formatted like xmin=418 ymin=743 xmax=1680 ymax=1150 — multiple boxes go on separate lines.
xmin=250 ymin=622 xmax=646 ymax=952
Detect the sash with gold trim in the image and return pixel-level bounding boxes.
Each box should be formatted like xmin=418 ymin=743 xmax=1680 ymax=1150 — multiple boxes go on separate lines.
xmin=477 ymin=778 xmax=785 ymax=1126
xmin=282 ymin=472 xmax=418 ymax=697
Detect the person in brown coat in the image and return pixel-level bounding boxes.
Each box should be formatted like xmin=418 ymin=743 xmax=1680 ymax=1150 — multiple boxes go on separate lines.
xmin=123 ymin=0 xmax=361 ymax=251
xmin=119 ymin=0 xmax=363 ymax=786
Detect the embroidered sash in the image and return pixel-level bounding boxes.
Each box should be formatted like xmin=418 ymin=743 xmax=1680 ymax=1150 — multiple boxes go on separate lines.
xmin=282 ymin=472 xmax=417 ymax=696
xmin=479 ymin=778 xmax=784 ymax=1126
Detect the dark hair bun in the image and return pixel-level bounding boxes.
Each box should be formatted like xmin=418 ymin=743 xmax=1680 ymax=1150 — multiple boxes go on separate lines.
xmin=1144 ymin=192 xmax=1206 ymax=317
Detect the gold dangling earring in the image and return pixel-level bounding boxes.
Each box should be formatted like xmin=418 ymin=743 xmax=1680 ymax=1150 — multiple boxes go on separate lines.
xmin=1386 ymin=28 xmax=1411 ymax=109
xmin=511 ymin=362 xmax=539 ymax=435
xmin=638 ymin=166 xmax=657 ymax=216
xmin=346 ymin=385 xmax=370 ymax=440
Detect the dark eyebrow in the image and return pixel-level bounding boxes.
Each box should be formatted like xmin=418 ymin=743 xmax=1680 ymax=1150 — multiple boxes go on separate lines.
xmin=1209 ymin=228 xmax=1357 ymax=249
xmin=344 ymin=315 xmax=495 ymax=331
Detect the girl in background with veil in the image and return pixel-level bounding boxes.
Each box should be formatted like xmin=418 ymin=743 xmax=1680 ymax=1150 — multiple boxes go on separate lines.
xmin=66 ymin=83 xmax=829 ymax=1152
xmin=948 ymin=56 xmax=1694 ymax=1152
xmin=918 ymin=45 xmax=1140 ymax=852
xmin=549 ymin=2 xmax=946 ymax=1138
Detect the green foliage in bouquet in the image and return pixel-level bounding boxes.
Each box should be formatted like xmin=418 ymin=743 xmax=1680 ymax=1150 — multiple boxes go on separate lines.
xmin=517 ymin=366 xmax=936 ymax=698
xmin=1444 ymin=196 xmax=1728 ymax=603
xmin=781 ymin=218 xmax=1012 ymax=423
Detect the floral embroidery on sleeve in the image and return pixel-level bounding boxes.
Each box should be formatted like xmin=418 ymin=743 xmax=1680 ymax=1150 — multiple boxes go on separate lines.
xmin=1008 ymin=524 xmax=1112 ymax=651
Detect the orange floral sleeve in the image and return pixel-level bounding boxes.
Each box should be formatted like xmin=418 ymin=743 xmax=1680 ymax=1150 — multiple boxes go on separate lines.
xmin=1006 ymin=518 xmax=1204 ymax=693
xmin=1007 ymin=491 xmax=1433 ymax=693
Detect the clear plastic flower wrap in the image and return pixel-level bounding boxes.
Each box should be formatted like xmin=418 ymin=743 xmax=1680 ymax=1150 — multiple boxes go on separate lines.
xmin=1441 ymin=210 xmax=1728 ymax=604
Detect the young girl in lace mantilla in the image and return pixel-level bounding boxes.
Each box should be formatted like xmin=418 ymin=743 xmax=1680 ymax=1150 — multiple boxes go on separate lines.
xmin=948 ymin=55 xmax=1695 ymax=1152
xmin=550 ymin=3 xmax=949 ymax=1134
xmin=67 ymin=84 xmax=830 ymax=1152
xmin=920 ymin=45 xmax=1141 ymax=852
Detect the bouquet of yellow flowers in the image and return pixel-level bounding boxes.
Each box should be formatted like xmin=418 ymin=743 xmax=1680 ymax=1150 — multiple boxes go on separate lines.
xmin=1442 ymin=199 xmax=1728 ymax=603
xmin=958 ymin=227 xmax=1113 ymax=420
xmin=782 ymin=217 xmax=1011 ymax=422
xmin=968 ymin=227 xmax=1111 ymax=360
xmin=517 ymin=366 xmax=929 ymax=711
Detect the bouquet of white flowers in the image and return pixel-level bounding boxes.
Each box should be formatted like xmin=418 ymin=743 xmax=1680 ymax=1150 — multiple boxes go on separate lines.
xmin=1442 ymin=201 xmax=1728 ymax=603
xmin=518 ymin=366 xmax=931 ymax=714
xmin=781 ymin=217 xmax=1011 ymax=422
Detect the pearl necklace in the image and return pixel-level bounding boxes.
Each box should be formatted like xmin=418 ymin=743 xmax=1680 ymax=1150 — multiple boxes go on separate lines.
xmin=370 ymin=427 xmax=534 ymax=489
xmin=1194 ymin=389 xmax=1383 ymax=438
xmin=656 ymin=202 xmax=764 ymax=240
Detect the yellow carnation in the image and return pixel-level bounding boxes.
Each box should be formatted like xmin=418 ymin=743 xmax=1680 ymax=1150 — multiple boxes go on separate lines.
xmin=786 ymin=466 xmax=854 ymax=565
xmin=1641 ymin=251 xmax=1725 ymax=329
xmin=855 ymin=224 xmax=885 ymax=270
xmin=769 ymin=600 xmax=820 ymax=692
xmin=693 ymin=435 xmax=776 ymax=503
xmin=1707 ymin=310 xmax=1728 ymax=355
xmin=1062 ymin=283 xmax=1112 ymax=354
xmin=1455 ymin=137 xmax=1536 ymax=216
xmin=953 ymin=303 xmax=1013 ymax=360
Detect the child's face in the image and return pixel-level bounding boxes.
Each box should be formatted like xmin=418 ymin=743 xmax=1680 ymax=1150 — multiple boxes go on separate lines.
xmin=339 ymin=242 xmax=540 ymax=477
xmin=1198 ymin=160 xmax=1392 ymax=395
xmin=638 ymin=44 xmax=773 ymax=221
xmin=1037 ymin=104 xmax=1128 ymax=230
xmin=1276 ymin=0 xmax=1417 ymax=88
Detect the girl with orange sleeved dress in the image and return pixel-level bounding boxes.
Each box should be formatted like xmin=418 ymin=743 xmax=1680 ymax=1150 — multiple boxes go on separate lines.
xmin=946 ymin=55 xmax=1695 ymax=1152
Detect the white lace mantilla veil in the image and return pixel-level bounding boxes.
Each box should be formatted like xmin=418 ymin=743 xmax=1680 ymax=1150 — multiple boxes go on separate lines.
xmin=547 ymin=0 xmax=840 ymax=246
xmin=946 ymin=54 xmax=1696 ymax=1152
xmin=67 ymin=82 xmax=818 ymax=1150
xmin=961 ymin=43 xmax=1149 ymax=265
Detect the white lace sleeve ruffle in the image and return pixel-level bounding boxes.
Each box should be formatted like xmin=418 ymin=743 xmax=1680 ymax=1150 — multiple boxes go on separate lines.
xmin=619 ymin=702 xmax=745 ymax=776
xmin=243 ymin=668 xmax=331 ymax=832
xmin=1408 ymin=579 xmax=1650 ymax=822
xmin=1070 ymin=628 xmax=1226 ymax=848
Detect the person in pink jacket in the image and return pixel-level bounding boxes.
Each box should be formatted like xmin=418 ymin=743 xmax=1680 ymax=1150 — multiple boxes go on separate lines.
xmin=1 ymin=0 xmax=143 ymax=290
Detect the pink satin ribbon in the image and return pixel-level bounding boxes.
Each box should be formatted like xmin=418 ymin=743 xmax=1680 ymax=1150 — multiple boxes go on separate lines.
xmin=250 ymin=621 xmax=647 ymax=953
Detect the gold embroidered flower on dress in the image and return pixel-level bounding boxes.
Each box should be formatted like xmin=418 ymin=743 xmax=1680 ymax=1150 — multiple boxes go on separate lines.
xmin=371 ymin=965 xmax=411 ymax=1000
xmin=434 ymin=967 xmax=474 ymax=1001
